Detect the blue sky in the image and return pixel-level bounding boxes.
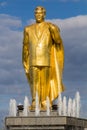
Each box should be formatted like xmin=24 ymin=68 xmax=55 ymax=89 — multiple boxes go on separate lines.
xmin=0 ymin=0 xmax=87 ymax=127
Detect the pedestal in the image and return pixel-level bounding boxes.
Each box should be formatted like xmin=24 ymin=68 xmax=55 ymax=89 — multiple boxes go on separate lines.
xmin=5 ymin=111 xmax=87 ymax=130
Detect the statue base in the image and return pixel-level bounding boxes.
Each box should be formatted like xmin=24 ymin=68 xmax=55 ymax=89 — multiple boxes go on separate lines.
xmin=5 ymin=111 xmax=87 ymax=130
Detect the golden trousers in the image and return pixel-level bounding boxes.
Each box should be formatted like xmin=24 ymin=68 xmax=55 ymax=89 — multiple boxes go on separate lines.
xmin=29 ymin=66 xmax=50 ymax=106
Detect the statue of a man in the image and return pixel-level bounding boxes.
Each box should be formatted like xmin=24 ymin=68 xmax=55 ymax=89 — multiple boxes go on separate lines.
xmin=22 ymin=6 xmax=64 ymax=110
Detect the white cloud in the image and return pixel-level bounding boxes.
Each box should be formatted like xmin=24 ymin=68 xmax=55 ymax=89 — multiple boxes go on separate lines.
xmin=0 ymin=14 xmax=22 ymax=28
xmin=0 ymin=14 xmax=23 ymax=86
xmin=48 ymin=15 xmax=87 ymax=30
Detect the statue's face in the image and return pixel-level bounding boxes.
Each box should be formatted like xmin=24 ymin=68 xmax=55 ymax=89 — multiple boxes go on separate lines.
xmin=35 ymin=7 xmax=45 ymax=23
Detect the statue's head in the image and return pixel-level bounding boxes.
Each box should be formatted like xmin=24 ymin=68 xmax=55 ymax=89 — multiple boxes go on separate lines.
xmin=34 ymin=6 xmax=46 ymax=23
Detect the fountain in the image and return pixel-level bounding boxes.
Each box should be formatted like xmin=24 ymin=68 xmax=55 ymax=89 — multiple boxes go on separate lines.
xmin=67 ymin=98 xmax=72 ymax=116
xmin=57 ymin=92 xmax=81 ymax=117
xmin=75 ymin=91 xmax=80 ymax=118
xmin=46 ymin=96 xmax=50 ymax=116
xmin=6 ymin=91 xmax=87 ymax=130
xmin=58 ymin=93 xmax=62 ymax=116
xmin=9 ymin=99 xmax=17 ymax=116
xmin=35 ymin=91 xmax=40 ymax=116
xmin=8 ymin=91 xmax=81 ymax=118
xmin=62 ymin=96 xmax=67 ymax=116
xmin=72 ymin=99 xmax=76 ymax=117
xmin=23 ymin=96 xmax=30 ymax=116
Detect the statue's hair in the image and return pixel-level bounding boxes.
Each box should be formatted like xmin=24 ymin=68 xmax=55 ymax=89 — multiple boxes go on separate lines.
xmin=34 ymin=6 xmax=46 ymax=15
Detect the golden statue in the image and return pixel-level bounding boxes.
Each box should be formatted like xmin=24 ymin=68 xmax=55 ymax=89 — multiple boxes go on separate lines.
xmin=22 ymin=6 xmax=64 ymax=110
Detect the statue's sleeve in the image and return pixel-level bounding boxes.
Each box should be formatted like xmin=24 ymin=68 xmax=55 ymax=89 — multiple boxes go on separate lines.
xmin=22 ymin=27 xmax=29 ymax=74
xmin=49 ymin=23 xmax=62 ymax=47
xmin=49 ymin=23 xmax=64 ymax=72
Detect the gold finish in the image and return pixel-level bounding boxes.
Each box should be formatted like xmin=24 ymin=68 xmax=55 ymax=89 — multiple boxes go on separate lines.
xmin=22 ymin=6 xmax=64 ymax=110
